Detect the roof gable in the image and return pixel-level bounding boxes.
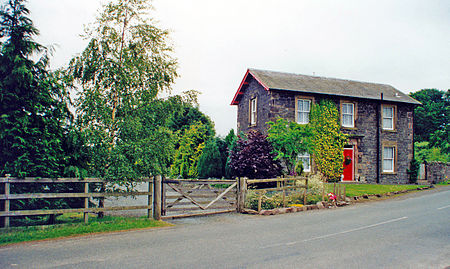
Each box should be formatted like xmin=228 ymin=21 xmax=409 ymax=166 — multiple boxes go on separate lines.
xmin=231 ymin=68 xmax=421 ymax=105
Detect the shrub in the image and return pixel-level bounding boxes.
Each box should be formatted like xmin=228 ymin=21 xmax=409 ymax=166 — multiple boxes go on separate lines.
xmin=228 ymin=130 xmax=282 ymax=179
xmin=307 ymin=173 xmax=325 ymax=196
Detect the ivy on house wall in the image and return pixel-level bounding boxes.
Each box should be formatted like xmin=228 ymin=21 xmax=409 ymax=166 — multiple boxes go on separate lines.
xmin=310 ymin=100 xmax=348 ymax=182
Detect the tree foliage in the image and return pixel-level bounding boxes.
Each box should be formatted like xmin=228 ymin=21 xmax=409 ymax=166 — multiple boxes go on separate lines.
xmin=0 ymin=0 xmax=70 ymax=177
xmin=228 ymin=131 xmax=282 ymax=179
xmin=309 ymin=100 xmax=348 ymax=182
xmin=409 ymin=89 xmax=449 ymax=144
xmin=414 ymin=141 xmax=449 ymax=163
xmin=67 ymin=0 xmax=178 ymax=180
xmin=171 ymin=121 xmax=212 ymax=178
xmin=197 ymin=138 xmax=222 ymax=179
xmin=267 ymin=118 xmax=313 ymax=175
xmin=197 ymin=130 xmax=236 ymax=179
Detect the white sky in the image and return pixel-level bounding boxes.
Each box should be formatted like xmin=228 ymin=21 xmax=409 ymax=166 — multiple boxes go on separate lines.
xmin=19 ymin=0 xmax=450 ymax=135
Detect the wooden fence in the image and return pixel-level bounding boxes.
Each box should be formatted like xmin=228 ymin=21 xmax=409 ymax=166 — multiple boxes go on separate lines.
xmin=1 ymin=175 xmax=315 ymax=227
xmin=0 ymin=177 xmax=153 ymax=228
xmin=239 ymin=177 xmax=309 ymax=212
xmin=160 ymin=178 xmax=237 ymax=219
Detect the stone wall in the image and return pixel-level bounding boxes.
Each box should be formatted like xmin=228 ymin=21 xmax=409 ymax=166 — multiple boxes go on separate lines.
xmin=236 ymin=79 xmax=271 ymax=134
xmin=425 ymin=162 xmax=450 ymax=184
xmin=235 ymin=76 xmax=416 ymax=184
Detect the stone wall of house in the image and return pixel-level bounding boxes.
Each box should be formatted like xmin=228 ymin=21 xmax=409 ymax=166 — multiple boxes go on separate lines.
xmin=235 ymin=77 xmax=416 ymax=184
xmin=425 ymin=162 xmax=450 ymax=184
xmin=236 ymin=79 xmax=272 ymax=134
xmin=379 ymin=103 xmax=415 ymax=184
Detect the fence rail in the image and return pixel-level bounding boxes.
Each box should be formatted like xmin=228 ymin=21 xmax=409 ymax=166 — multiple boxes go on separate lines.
xmin=1 ymin=175 xmax=315 ymax=227
xmin=0 ymin=177 xmax=153 ymax=228
xmin=243 ymin=177 xmax=309 ymax=212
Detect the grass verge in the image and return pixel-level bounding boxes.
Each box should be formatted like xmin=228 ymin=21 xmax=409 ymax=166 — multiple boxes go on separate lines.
xmin=327 ymin=183 xmax=428 ymax=197
xmin=0 ymin=214 xmax=170 ymax=246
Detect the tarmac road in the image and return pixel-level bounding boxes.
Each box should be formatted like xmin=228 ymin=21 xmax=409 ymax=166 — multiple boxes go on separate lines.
xmin=1 ymin=186 xmax=449 ymax=268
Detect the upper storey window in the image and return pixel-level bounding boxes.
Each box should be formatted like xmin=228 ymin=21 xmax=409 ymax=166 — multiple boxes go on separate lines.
xmin=296 ymin=99 xmax=311 ymax=124
xmin=382 ymin=105 xmax=395 ymax=130
xmin=342 ymin=103 xmax=355 ymax=128
xmin=250 ymin=97 xmax=257 ymax=126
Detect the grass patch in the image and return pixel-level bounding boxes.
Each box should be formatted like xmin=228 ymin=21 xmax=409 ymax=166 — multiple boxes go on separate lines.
xmin=436 ymin=180 xmax=449 ymax=186
xmin=327 ymin=183 xmax=428 ymax=197
xmin=0 ymin=214 xmax=170 ymax=246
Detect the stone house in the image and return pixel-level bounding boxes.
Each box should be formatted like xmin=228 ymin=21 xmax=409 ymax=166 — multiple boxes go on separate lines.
xmin=230 ymin=69 xmax=421 ymax=184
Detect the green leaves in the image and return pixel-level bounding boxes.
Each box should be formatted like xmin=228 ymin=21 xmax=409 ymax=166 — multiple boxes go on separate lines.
xmin=309 ymin=100 xmax=348 ymax=182
xmin=267 ymin=118 xmax=313 ymax=175
xmin=1 ymin=0 xmax=71 ymax=178
xmin=67 ymin=0 xmax=179 ymax=181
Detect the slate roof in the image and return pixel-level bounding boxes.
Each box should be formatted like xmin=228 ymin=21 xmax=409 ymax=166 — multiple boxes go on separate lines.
xmin=231 ymin=69 xmax=420 ymax=105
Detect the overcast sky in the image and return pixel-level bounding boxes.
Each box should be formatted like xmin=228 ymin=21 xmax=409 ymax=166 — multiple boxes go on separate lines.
xmin=21 ymin=0 xmax=450 ymax=135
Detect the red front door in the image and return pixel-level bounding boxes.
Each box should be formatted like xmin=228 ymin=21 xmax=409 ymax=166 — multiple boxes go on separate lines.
xmin=343 ymin=148 xmax=354 ymax=181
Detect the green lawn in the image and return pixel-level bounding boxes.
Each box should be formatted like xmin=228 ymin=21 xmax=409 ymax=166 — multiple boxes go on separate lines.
xmin=327 ymin=183 xmax=428 ymax=197
xmin=0 ymin=214 xmax=170 ymax=246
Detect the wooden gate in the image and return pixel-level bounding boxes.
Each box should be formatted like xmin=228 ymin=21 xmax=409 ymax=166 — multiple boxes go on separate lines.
xmin=161 ymin=179 xmax=237 ymax=219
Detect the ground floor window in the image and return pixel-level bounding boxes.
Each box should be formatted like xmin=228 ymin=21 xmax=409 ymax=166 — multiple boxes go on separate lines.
xmin=383 ymin=146 xmax=395 ymax=173
xmin=298 ymin=152 xmax=311 ymax=172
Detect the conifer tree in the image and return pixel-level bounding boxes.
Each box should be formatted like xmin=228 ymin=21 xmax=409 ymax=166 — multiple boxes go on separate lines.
xmin=0 ymin=0 xmax=69 ymax=177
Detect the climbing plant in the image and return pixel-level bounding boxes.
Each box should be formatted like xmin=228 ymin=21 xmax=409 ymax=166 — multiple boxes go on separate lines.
xmin=310 ymin=100 xmax=348 ymax=182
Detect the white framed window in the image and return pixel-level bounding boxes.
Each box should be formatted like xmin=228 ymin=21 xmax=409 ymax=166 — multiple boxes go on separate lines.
xmin=342 ymin=103 xmax=354 ymax=127
xmin=250 ymin=97 xmax=257 ymax=126
xmin=382 ymin=106 xmax=394 ymax=130
xmin=383 ymin=146 xmax=395 ymax=173
xmin=297 ymin=99 xmax=311 ymax=124
xmin=297 ymin=152 xmax=311 ymax=172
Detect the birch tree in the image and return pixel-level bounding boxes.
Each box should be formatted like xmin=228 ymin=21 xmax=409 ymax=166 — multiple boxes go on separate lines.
xmin=68 ymin=0 xmax=177 ymax=180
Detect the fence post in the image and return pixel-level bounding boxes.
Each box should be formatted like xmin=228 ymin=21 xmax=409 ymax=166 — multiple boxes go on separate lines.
xmin=97 ymin=181 xmax=105 ymax=219
xmin=2 ymin=176 xmax=10 ymax=228
xmin=304 ymin=178 xmax=308 ymax=206
xmin=84 ymin=181 xmax=89 ymax=224
xmin=237 ymin=177 xmax=247 ymax=212
xmin=153 ymin=175 xmax=162 ymax=220
xmin=148 ymin=178 xmax=153 ymax=219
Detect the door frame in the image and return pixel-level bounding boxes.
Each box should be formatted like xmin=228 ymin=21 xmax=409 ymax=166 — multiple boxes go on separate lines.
xmin=343 ymin=146 xmax=354 ymax=181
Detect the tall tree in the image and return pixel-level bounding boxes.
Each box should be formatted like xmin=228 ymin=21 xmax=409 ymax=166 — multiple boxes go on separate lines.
xmin=68 ymin=0 xmax=177 ymax=179
xmin=309 ymin=100 xmax=348 ymax=182
xmin=409 ymin=89 xmax=449 ymax=143
xmin=0 ymin=0 xmax=70 ymax=177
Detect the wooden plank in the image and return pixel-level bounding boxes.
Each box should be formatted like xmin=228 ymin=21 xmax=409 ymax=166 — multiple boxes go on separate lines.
xmin=0 ymin=205 xmax=153 ymax=217
xmin=166 ymin=205 xmax=234 ymax=212
xmin=0 ymin=177 xmax=153 ymax=183
xmin=84 ymin=182 xmax=89 ymax=224
xmin=164 ymin=184 xmax=202 ymax=209
xmin=164 ymin=193 xmax=236 ymax=199
xmin=166 ymin=200 xmax=235 ymax=208
xmin=148 ymin=181 xmax=152 ymax=219
xmin=0 ymin=191 xmax=153 ymax=200
xmin=251 ymin=185 xmax=306 ymax=192
xmin=247 ymin=177 xmax=307 ymax=184
xmin=167 ymin=183 xmax=206 ymax=210
xmin=204 ymin=182 xmax=237 ymax=209
xmin=2 ymin=181 xmax=10 ymax=228
xmin=161 ymin=209 xmax=235 ymax=220
xmin=163 ymin=179 xmax=235 ymax=184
